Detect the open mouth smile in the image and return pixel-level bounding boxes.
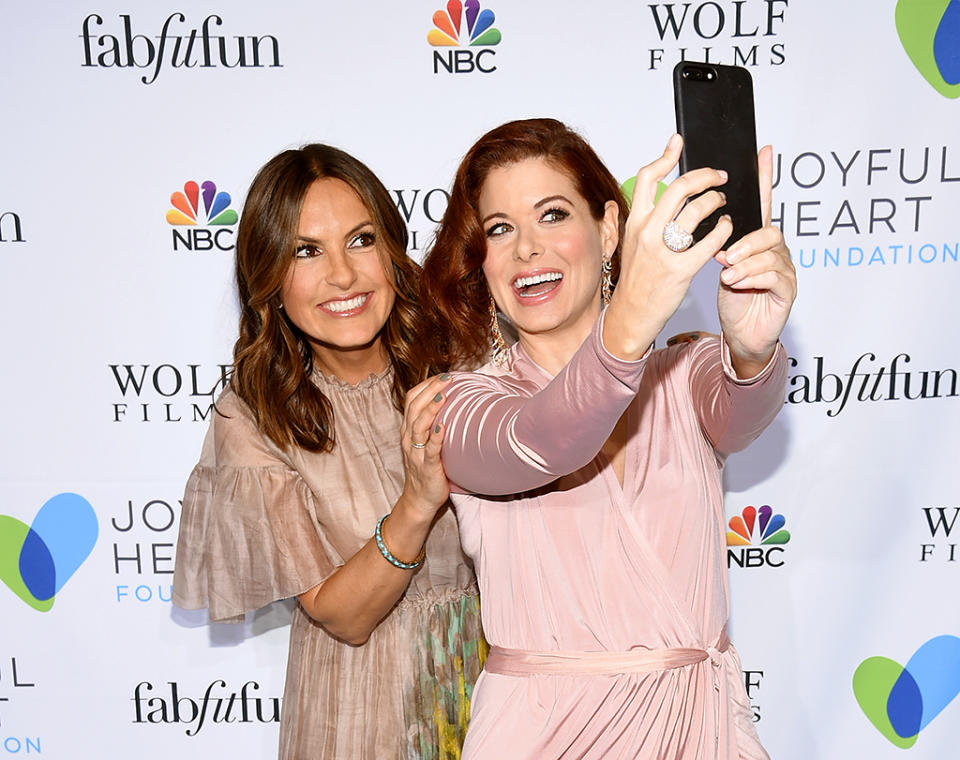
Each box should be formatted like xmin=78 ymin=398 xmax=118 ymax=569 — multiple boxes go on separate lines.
xmin=319 ymin=292 xmax=371 ymax=316
xmin=511 ymin=270 xmax=563 ymax=303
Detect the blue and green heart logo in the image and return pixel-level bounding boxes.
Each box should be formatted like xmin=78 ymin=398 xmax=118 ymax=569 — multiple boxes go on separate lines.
xmin=853 ymin=635 xmax=960 ymax=748
xmin=0 ymin=493 xmax=98 ymax=611
xmin=895 ymin=0 xmax=960 ymax=98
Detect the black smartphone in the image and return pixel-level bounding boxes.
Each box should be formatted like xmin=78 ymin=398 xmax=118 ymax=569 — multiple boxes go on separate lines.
xmin=673 ymin=61 xmax=762 ymax=246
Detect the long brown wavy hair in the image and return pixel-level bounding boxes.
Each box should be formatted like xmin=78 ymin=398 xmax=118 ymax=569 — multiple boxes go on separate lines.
xmin=420 ymin=118 xmax=629 ymax=371
xmin=231 ymin=144 xmax=424 ymax=452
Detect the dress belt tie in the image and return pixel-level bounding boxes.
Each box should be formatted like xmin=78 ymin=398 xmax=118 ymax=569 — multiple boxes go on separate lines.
xmin=484 ymin=630 xmax=730 ymax=749
xmin=484 ymin=629 xmax=730 ymax=676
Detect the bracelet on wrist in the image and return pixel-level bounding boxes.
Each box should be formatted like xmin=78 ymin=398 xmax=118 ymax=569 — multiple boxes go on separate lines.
xmin=374 ymin=514 xmax=426 ymax=570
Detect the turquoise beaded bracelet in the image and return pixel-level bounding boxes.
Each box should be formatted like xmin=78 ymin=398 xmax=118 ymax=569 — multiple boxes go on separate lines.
xmin=375 ymin=514 xmax=426 ymax=570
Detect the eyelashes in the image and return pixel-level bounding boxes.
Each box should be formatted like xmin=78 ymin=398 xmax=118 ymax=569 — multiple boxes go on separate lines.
xmin=294 ymin=243 xmax=321 ymax=259
xmin=348 ymin=231 xmax=376 ymax=248
xmin=540 ymin=206 xmax=569 ymax=223
xmin=292 ymin=230 xmax=376 ymax=258
xmin=484 ymin=207 xmax=571 ymax=239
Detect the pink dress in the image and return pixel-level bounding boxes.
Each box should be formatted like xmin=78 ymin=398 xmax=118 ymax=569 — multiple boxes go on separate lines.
xmin=438 ymin=313 xmax=786 ymax=759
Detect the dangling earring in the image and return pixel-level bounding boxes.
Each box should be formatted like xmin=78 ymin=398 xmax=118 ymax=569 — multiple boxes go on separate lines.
xmin=489 ymin=297 xmax=509 ymax=368
xmin=601 ymin=256 xmax=613 ymax=307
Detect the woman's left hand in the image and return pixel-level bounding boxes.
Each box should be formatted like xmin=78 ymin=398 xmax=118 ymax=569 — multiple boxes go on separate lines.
xmin=715 ymin=145 xmax=797 ymax=375
xmin=397 ymin=373 xmax=452 ymax=520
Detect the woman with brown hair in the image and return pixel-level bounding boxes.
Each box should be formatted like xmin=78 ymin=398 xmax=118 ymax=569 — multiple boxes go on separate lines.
xmin=173 ymin=144 xmax=485 ymax=759
xmin=420 ymin=119 xmax=795 ymax=758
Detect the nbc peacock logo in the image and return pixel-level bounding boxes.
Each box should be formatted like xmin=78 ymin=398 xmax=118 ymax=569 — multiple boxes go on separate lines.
xmin=726 ymin=504 xmax=791 ymax=568
xmin=895 ymin=0 xmax=960 ymax=98
xmin=428 ymin=1 xmax=502 ymax=74
xmin=166 ymin=180 xmax=239 ymax=252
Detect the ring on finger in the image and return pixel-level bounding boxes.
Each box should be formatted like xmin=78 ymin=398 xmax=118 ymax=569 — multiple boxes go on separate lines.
xmin=663 ymin=220 xmax=694 ymax=253
xmin=410 ymin=439 xmax=427 ymax=449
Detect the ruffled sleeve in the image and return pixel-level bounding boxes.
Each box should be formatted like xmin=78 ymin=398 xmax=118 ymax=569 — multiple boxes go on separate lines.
xmin=173 ymin=390 xmax=340 ymax=622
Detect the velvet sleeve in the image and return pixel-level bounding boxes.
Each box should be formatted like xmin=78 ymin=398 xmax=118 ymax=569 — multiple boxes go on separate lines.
xmin=439 ymin=312 xmax=647 ymax=496
xmin=687 ymin=336 xmax=789 ymax=457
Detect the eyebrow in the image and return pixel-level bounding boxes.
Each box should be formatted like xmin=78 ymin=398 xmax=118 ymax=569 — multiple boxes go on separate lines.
xmin=296 ymin=220 xmax=374 ymax=245
xmin=480 ymin=195 xmax=573 ymax=225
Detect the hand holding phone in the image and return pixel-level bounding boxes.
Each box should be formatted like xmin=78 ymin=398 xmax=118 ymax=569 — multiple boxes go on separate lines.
xmin=673 ymin=62 xmax=762 ymax=246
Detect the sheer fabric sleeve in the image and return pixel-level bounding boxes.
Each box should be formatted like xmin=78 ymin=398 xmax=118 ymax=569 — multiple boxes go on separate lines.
xmin=687 ymin=336 xmax=788 ymax=457
xmin=439 ymin=312 xmax=647 ymax=496
xmin=172 ymin=393 xmax=340 ymax=622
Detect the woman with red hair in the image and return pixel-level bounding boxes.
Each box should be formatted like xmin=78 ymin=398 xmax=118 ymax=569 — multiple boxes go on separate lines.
xmin=420 ymin=119 xmax=795 ymax=758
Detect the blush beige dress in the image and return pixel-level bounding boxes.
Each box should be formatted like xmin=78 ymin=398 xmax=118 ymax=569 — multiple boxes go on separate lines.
xmin=173 ymin=366 xmax=485 ymax=760
xmin=438 ymin=316 xmax=785 ymax=759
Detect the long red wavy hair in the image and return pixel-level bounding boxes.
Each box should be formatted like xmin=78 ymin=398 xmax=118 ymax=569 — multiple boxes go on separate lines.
xmin=420 ymin=118 xmax=629 ymax=371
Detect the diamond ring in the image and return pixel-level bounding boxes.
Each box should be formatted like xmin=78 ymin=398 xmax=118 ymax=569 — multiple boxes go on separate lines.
xmin=662 ymin=220 xmax=694 ymax=252
xmin=411 ymin=440 xmax=426 ymax=449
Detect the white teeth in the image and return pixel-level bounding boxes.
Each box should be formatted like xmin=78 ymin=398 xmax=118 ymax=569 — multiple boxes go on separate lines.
xmin=514 ymin=272 xmax=562 ymax=289
xmin=325 ymin=294 xmax=368 ymax=312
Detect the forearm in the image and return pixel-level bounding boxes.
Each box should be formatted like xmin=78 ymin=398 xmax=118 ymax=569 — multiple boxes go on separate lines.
xmin=297 ymin=494 xmax=434 ymax=645
xmin=728 ymin=346 xmax=777 ymax=379
xmin=441 ymin=313 xmax=646 ymax=495
xmin=694 ymin=337 xmax=788 ymax=454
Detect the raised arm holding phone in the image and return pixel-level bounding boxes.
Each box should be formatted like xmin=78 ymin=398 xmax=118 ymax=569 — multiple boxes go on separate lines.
xmin=419 ymin=114 xmax=796 ymax=759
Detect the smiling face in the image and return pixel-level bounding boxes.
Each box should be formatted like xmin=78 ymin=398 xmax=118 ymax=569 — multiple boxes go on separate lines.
xmin=281 ymin=177 xmax=396 ymax=377
xmin=478 ymin=157 xmax=618 ymax=354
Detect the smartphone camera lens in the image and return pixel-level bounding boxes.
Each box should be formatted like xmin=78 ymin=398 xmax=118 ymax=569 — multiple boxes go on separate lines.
xmin=682 ymin=66 xmax=715 ymax=81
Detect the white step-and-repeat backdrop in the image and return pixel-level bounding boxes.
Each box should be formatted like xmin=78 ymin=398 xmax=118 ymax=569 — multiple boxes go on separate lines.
xmin=2 ymin=1 xmax=958 ymax=757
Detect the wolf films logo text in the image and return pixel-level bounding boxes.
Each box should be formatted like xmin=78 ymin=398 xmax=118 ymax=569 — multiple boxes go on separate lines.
xmin=110 ymin=362 xmax=232 ymax=423
xmin=428 ymin=1 xmax=502 ymax=74
xmin=80 ymin=13 xmax=282 ymax=85
xmin=743 ymin=669 xmax=764 ymax=722
xmin=111 ymin=498 xmax=182 ymax=605
xmin=920 ymin=506 xmax=959 ymax=562
xmin=392 ymin=187 xmax=450 ymax=255
xmin=646 ymin=0 xmax=788 ymax=71
xmin=0 ymin=658 xmax=40 ymax=755
xmin=167 ymin=180 xmax=239 ymax=252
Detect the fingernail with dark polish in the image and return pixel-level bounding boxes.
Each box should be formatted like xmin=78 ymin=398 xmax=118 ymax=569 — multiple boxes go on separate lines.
xmin=439 ymin=373 xmax=451 ymax=381
xmin=433 ymin=393 xmax=443 ymax=403
xmin=434 ymin=424 xmax=441 ymax=434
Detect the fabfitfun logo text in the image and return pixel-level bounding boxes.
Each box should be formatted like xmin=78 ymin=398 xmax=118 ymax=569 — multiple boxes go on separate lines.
xmin=80 ymin=13 xmax=282 ymax=85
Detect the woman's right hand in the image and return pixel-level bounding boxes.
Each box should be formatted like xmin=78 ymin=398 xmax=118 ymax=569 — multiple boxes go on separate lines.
xmin=603 ymin=134 xmax=730 ymax=360
xmin=397 ymin=373 xmax=453 ymax=520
